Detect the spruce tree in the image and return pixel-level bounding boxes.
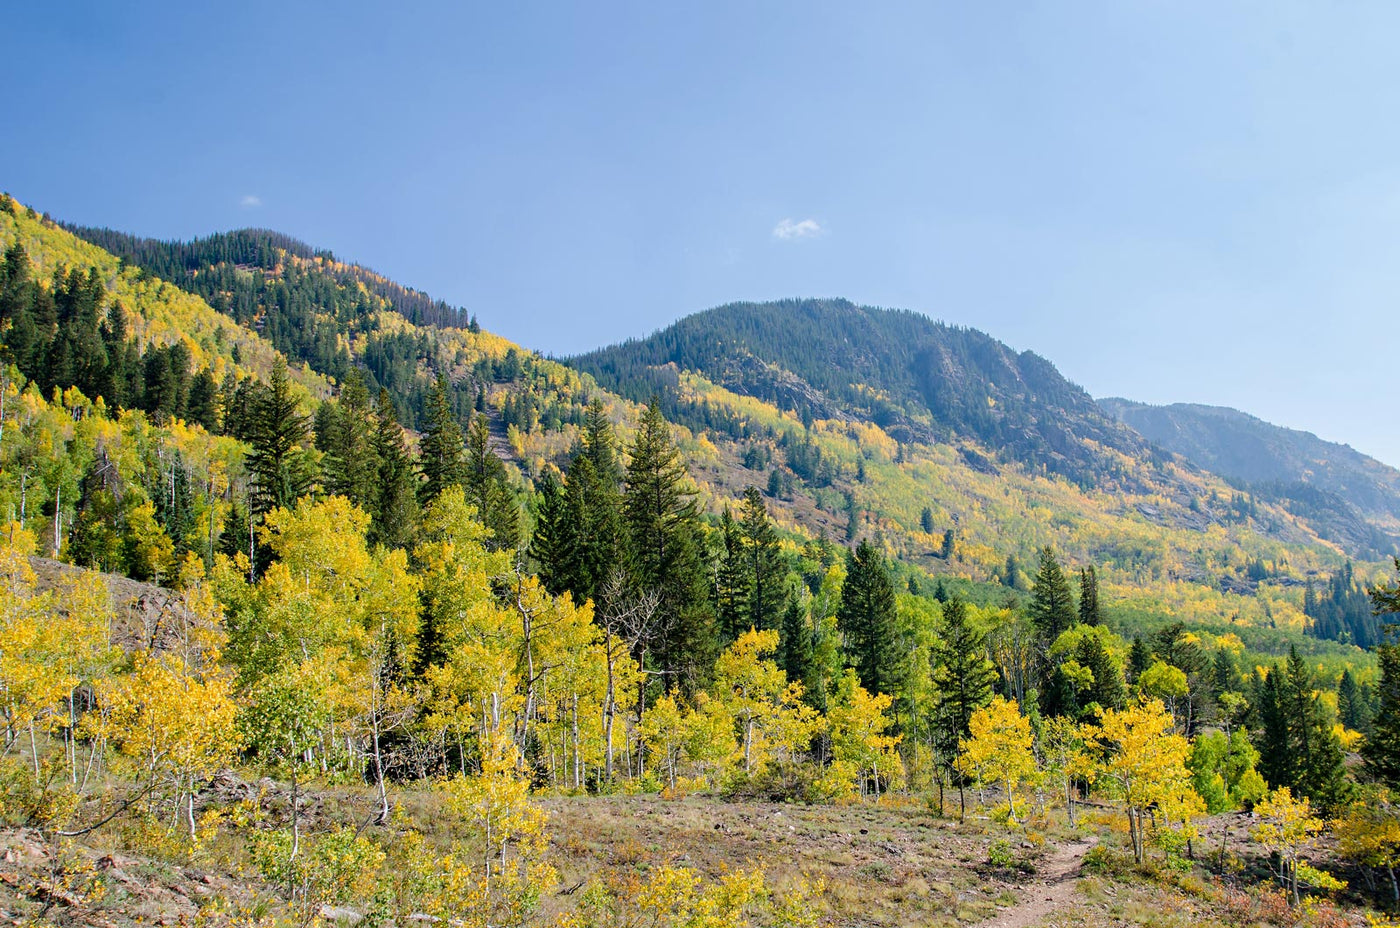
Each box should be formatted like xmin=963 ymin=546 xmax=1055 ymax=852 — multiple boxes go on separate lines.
xmin=417 ymin=376 xmax=464 ymax=506
xmin=464 ymin=415 xmax=518 ymax=551
xmin=1078 ymin=565 xmax=1102 ymax=626
xmin=836 ymin=538 xmax=900 ymax=696
xmin=713 ymin=506 xmax=749 ymax=643
xmin=1076 ymin=631 xmax=1125 ymax=711
xmin=1128 ymin=636 xmax=1152 ymax=682
xmin=532 ymin=471 xmax=573 ymax=596
xmin=623 ymin=400 xmax=713 ymax=688
xmin=931 ymin=596 xmax=995 ymax=819
xmin=740 ymin=486 xmax=784 ymax=632
xmin=779 ymin=597 xmax=813 ymax=689
xmin=1029 ymin=547 xmax=1076 ymax=640
xmin=320 ymin=370 xmax=378 ymax=510
xmin=1363 ymin=643 xmax=1400 ymax=790
xmin=247 ymin=357 xmax=313 ymax=516
xmin=1253 ymin=666 xmax=1294 ymax=790
xmin=370 ymin=388 xmax=418 ymax=549
xmin=1283 ymin=647 xmax=1349 ymax=806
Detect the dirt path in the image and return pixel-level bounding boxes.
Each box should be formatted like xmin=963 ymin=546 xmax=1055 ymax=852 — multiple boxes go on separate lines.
xmin=972 ymin=837 xmax=1097 ymax=928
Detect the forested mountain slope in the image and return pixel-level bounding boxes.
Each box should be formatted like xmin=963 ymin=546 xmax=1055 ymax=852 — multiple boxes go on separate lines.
xmin=571 ymin=298 xmax=1158 ymax=487
xmin=1100 ymin=398 xmax=1400 ymax=559
xmin=12 ymin=194 xmax=1388 ymax=651
xmin=62 ymin=224 xmax=594 ymax=436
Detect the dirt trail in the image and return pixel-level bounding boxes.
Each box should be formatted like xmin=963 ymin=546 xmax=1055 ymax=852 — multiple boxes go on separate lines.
xmin=972 ymin=837 xmax=1097 ymax=928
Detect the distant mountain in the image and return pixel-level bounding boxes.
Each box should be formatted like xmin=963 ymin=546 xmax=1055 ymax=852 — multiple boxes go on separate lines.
xmin=1099 ymin=398 xmax=1400 ymax=559
xmin=571 ymin=299 xmax=1159 ymax=489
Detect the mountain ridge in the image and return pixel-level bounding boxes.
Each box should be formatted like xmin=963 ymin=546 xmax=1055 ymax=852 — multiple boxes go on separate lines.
xmin=1099 ymin=397 xmax=1400 ymax=559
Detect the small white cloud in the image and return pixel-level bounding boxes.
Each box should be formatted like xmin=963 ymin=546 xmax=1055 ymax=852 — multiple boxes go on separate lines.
xmin=772 ymin=217 xmax=823 ymax=241
xmin=240 ymin=194 xmax=263 ymax=208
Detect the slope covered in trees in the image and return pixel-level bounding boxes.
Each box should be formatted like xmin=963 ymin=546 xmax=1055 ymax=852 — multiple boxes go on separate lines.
xmin=1100 ymin=397 xmax=1400 ymax=559
xmin=10 ymin=193 xmax=1390 ymax=666
xmin=570 ymin=298 xmax=1157 ymax=487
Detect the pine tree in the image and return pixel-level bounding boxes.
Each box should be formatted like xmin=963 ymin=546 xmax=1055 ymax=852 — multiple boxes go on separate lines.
xmin=369 ymin=388 xmax=418 ymax=549
xmin=320 ymin=370 xmax=378 ymax=510
xmin=1076 ymin=631 xmax=1125 ymax=711
xmin=1254 ymin=666 xmax=1294 ymax=790
xmin=1363 ymin=643 xmax=1400 ymax=790
xmin=931 ymin=596 xmax=995 ymax=818
xmin=779 ymin=597 xmax=813 ymax=689
xmin=740 ymin=486 xmax=784 ymax=633
xmin=713 ymin=506 xmax=749 ymax=643
xmin=532 ymin=471 xmax=573 ymax=596
xmin=1128 ymin=636 xmax=1152 ymax=682
xmin=1078 ymin=565 xmax=1102 ymax=626
xmin=1029 ymin=547 xmax=1076 ymax=640
xmin=920 ymin=507 xmax=935 ymax=534
xmin=464 ymin=415 xmax=518 ymax=551
xmin=247 ymin=357 xmax=313 ymax=516
xmin=837 ymin=538 xmax=900 ymax=696
xmin=418 ymin=376 xmax=464 ymax=506
xmin=623 ymin=400 xmax=713 ymax=688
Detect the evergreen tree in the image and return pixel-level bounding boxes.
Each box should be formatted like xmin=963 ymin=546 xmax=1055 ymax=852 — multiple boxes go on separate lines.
xmin=369 ymin=388 xmax=419 ymax=549
xmin=941 ymin=528 xmax=955 ymax=560
xmin=464 ymin=415 xmax=518 ymax=551
xmin=1283 ymin=647 xmax=1349 ymax=806
xmin=532 ymin=471 xmax=573 ymax=596
xmin=1078 ymin=565 xmax=1102 ymax=626
xmin=1029 ymin=547 xmax=1076 ymax=640
xmin=740 ymin=486 xmax=784 ymax=632
xmin=1254 ymin=649 xmax=1351 ymax=807
xmin=246 ymin=358 xmax=313 ymax=516
xmin=581 ymin=399 xmax=623 ymax=486
xmin=186 ymin=369 xmax=220 ymax=431
xmin=417 ymin=376 xmax=464 ymax=506
xmin=1128 ymin=636 xmax=1152 ymax=682
xmin=1254 ymin=666 xmax=1294 ymax=790
xmin=931 ymin=596 xmax=995 ymax=819
xmin=320 ymin=370 xmax=378 ymax=510
xmin=919 ymin=507 xmax=934 ymax=534
xmin=1075 ymin=631 xmax=1125 ymax=711
xmin=779 ymin=597 xmax=813 ymax=689
xmin=1212 ymin=647 xmax=1240 ymax=700
xmin=713 ymin=506 xmax=749 ymax=643
xmin=1363 ymin=643 xmax=1400 ymax=790
xmin=931 ymin=597 xmax=995 ymax=743
xmin=837 ymin=538 xmax=900 ymax=696
xmin=623 ymin=400 xmax=713 ymax=688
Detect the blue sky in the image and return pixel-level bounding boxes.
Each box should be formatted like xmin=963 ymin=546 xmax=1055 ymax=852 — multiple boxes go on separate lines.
xmin=6 ymin=2 xmax=1400 ymax=465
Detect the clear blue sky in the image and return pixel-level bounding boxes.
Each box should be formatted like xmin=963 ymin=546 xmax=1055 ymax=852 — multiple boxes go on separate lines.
xmin=5 ymin=2 xmax=1399 ymax=465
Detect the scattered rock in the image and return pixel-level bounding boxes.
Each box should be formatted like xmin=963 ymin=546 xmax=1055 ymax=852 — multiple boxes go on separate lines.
xmin=319 ymin=904 xmax=365 ymax=923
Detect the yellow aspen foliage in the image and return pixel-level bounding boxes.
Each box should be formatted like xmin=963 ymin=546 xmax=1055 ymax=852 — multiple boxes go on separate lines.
xmin=638 ymin=694 xmax=687 ymax=792
xmin=827 ymin=670 xmax=902 ymax=800
xmin=1042 ymin=717 xmax=1094 ymax=826
xmin=440 ymin=728 xmax=553 ymax=891
xmin=681 ymin=691 xmax=736 ymax=787
xmin=97 ymin=651 xmax=240 ymax=840
xmin=956 ymin=695 xmax=1037 ymax=821
xmin=713 ymin=629 xmax=819 ymax=777
xmin=1252 ymin=787 xmax=1342 ymax=904
xmin=1333 ymin=793 xmax=1400 ymax=905
xmin=1088 ymin=699 xmax=1201 ymax=863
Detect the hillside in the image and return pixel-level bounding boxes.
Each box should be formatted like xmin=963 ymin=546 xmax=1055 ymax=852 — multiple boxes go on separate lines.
xmin=1100 ymin=398 xmax=1400 ymax=559
xmin=571 ymin=299 xmax=1159 ymax=488
xmin=21 ymin=198 xmax=1388 ymax=653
